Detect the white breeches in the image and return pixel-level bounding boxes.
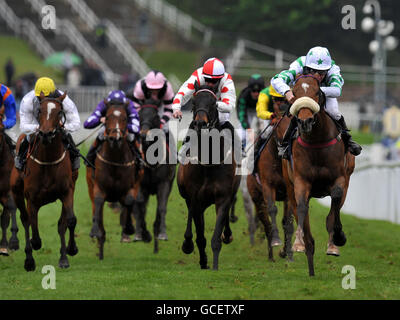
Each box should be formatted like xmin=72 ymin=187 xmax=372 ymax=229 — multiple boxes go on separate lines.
xmin=325 ymin=98 xmax=342 ymax=121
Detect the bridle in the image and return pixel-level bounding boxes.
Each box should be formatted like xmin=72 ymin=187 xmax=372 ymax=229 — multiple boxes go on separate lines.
xmin=293 ymin=74 xmax=326 ymax=109
xmin=37 ymin=98 xmax=66 ymax=140
xmin=104 ymin=107 xmax=128 ymax=139
xmin=192 ymin=89 xmax=218 ymax=129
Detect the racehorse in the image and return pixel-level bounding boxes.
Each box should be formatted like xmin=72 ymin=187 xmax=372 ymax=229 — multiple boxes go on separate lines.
xmin=132 ymin=99 xmax=176 ymax=254
xmin=86 ymin=101 xmax=142 ymax=260
xmin=281 ymin=75 xmax=355 ymax=276
xmin=247 ymin=105 xmax=294 ymax=261
xmin=10 ymin=92 xmax=79 ymax=271
xmin=0 ymin=106 xmax=19 ymax=255
xmin=177 ymin=84 xmax=241 ymax=270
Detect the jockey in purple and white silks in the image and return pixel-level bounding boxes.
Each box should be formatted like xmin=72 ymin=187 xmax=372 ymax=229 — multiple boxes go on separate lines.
xmin=271 ymin=46 xmax=362 ymax=159
xmin=83 ymin=90 xmax=141 ymax=168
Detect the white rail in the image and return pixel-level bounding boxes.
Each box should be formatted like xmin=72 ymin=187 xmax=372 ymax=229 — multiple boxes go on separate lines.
xmin=0 ymin=0 xmax=55 ymax=58
xmin=25 ymin=0 xmax=118 ymax=85
xmin=133 ymin=0 xmax=212 ymax=46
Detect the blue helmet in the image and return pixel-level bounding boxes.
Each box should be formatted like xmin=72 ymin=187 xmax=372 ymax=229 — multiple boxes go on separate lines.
xmin=106 ymin=90 xmax=127 ymax=104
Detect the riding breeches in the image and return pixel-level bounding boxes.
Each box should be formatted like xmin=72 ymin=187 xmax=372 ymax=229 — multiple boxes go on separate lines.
xmin=325 ymin=98 xmax=342 ymax=121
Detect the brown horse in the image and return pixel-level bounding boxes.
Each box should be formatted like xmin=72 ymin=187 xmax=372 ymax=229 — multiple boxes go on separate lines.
xmin=247 ymin=105 xmax=294 ymax=262
xmin=132 ymin=100 xmax=176 ymax=254
xmin=281 ymin=75 xmax=355 ymax=276
xmin=86 ymin=102 xmax=142 ymax=260
xmin=10 ymin=92 xmax=79 ymax=271
xmin=177 ymin=84 xmax=241 ymax=270
xmin=0 ymin=106 xmax=19 ymax=256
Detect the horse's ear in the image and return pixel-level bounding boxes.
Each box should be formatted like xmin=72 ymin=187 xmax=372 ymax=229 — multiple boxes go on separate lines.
xmin=59 ymin=91 xmax=67 ymax=102
xmin=40 ymin=91 xmax=45 ymax=100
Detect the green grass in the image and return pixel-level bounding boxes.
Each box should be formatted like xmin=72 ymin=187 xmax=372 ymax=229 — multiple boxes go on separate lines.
xmin=0 ymin=35 xmax=63 ymax=84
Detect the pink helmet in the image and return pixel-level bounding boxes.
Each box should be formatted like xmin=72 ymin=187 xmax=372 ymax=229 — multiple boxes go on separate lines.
xmin=145 ymin=70 xmax=166 ymax=89
xmin=203 ymin=58 xmax=225 ymax=79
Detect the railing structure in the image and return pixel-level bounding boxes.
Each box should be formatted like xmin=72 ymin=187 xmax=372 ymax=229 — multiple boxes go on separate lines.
xmin=62 ymin=85 xmax=113 ymax=113
xmin=24 ymin=0 xmax=118 ymax=86
xmin=318 ymin=158 xmax=400 ymax=225
xmin=0 ymin=0 xmax=55 ymax=58
xmin=133 ymin=0 xmax=212 ymax=46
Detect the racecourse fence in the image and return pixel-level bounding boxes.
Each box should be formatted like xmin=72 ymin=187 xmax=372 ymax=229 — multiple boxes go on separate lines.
xmin=318 ymin=151 xmax=400 ymax=225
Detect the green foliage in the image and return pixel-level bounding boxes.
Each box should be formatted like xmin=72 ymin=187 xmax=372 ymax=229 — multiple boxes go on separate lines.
xmin=0 ymin=144 xmax=399 ymax=299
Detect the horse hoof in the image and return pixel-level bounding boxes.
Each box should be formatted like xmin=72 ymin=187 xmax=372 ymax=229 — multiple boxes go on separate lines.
xmin=182 ymin=240 xmax=194 ymax=254
xmin=279 ymin=249 xmax=287 ymax=259
xmin=8 ymin=239 xmax=19 ymax=251
xmin=24 ymin=258 xmax=36 ymax=272
xmin=30 ymin=238 xmax=42 ymax=251
xmin=201 ymin=265 xmax=210 ymax=270
xmin=124 ymin=224 xmax=135 ymax=236
xmin=0 ymin=247 xmax=9 ymax=256
xmin=89 ymin=227 xmax=101 ymax=239
xmin=133 ymin=235 xmax=143 ymax=242
xmin=157 ymin=233 xmax=168 ymax=241
xmin=271 ymin=238 xmax=283 ymax=247
xmin=326 ymin=244 xmax=340 ymax=256
xmin=221 ymin=234 xmax=233 ymax=244
xmin=229 ymin=215 xmax=238 ymax=223
xmin=59 ymin=259 xmax=70 ymax=269
xmin=333 ymin=231 xmax=347 ymax=247
xmin=292 ymin=243 xmax=305 ymax=253
xmin=121 ymin=234 xmax=132 ymax=243
xmin=67 ymin=245 xmax=79 ymax=256
xmin=142 ymin=231 xmax=152 ymax=243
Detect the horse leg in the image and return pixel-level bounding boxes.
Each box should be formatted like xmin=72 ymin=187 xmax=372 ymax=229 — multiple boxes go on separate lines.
xmin=192 ymin=207 xmax=209 ymax=269
xmin=90 ymin=188 xmax=106 ymax=259
xmin=255 ymin=200 xmax=274 ymax=261
xmin=229 ymin=194 xmax=238 ymax=223
xmin=263 ymin=188 xmax=282 ymax=247
xmin=211 ymin=198 xmax=232 ymax=270
xmin=134 ymin=193 xmax=151 ymax=243
xmin=181 ymin=199 xmax=194 ymax=255
xmin=153 ymin=182 xmax=170 ymax=254
xmin=63 ymin=190 xmax=78 ymax=257
xmin=294 ymin=182 xmax=314 ymax=276
xmin=326 ymin=180 xmax=347 ymax=256
xmin=120 ymin=191 xmax=136 ymax=243
xmin=242 ymin=183 xmax=256 ymax=246
xmin=27 ymin=202 xmax=41 ymax=251
xmin=0 ymin=200 xmax=10 ymax=255
xmin=57 ymin=209 xmax=69 ymax=268
xmin=21 ymin=199 xmax=34 ymax=271
xmin=279 ymin=200 xmax=294 ymax=261
xmin=7 ymin=194 xmax=19 ymax=251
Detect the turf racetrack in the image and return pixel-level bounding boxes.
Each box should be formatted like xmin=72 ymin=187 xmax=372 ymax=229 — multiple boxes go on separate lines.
xmin=0 ymin=145 xmax=399 ymax=300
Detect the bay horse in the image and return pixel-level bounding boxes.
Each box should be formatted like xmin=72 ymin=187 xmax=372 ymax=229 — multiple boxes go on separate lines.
xmin=177 ymin=84 xmax=241 ymax=270
xmin=86 ymin=101 xmax=142 ymax=260
xmin=0 ymin=106 xmax=19 ymax=255
xmin=281 ymin=75 xmax=355 ymax=276
xmin=247 ymin=104 xmax=294 ymax=261
xmin=132 ymin=100 xmax=176 ymax=253
xmin=10 ymin=92 xmax=79 ymax=271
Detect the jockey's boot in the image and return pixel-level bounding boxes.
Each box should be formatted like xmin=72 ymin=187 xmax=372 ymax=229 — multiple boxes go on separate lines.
xmin=85 ymin=136 xmax=103 ymax=168
xmin=62 ymin=132 xmax=81 ymax=170
xmin=278 ymin=116 xmax=297 ymax=160
xmin=336 ymin=116 xmax=362 ymax=156
xmin=15 ymin=137 xmax=29 ymax=171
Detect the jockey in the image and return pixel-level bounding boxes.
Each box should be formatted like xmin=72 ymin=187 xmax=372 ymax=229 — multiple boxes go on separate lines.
xmin=0 ymin=83 xmax=17 ymax=152
xmin=15 ymin=77 xmax=81 ymax=171
xmin=236 ymin=74 xmax=266 ymax=150
xmin=132 ymin=70 xmax=174 ymax=132
xmin=83 ymin=90 xmax=141 ymax=168
xmin=271 ymin=46 xmax=362 ymax=159
xmin=171 ymin=57 xmax=237 ymax=160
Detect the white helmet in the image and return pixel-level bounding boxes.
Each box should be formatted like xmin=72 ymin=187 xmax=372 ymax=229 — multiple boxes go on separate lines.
xmin=305 ymin=46 xmax=332 ymax=70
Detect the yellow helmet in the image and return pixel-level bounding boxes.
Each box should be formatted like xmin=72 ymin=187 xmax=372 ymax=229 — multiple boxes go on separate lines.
xmin=269 ymin=85 xmax=284 ymax=98
xmin=34 ymin=77 xmax=56 ymax=97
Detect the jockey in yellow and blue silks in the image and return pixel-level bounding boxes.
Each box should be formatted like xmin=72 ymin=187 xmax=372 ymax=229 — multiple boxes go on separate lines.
xmin=271 ymin=46 xmax=362 ymax=159
xmin=0 ymin=84 xmax=17 ymax=129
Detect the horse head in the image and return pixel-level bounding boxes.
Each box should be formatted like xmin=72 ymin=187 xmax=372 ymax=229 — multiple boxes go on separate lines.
xmin=104 ymin=100 xmax=129 ymax=148
xmin=38 ymin=91 xmax=66 ymax=145
xmin=138 ymin=99 xmax=161 ymax=142
xmin=192 ymin=83 xmax=219 ymax=131
xmin=290 ymin=75 xmax=325 ymax=135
